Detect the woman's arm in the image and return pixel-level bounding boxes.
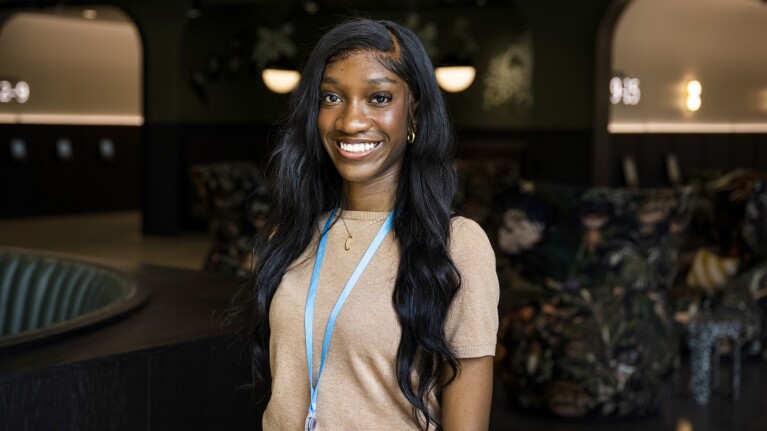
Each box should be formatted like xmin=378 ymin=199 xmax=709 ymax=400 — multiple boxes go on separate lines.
xmin=441 ymin=356 xmax=494 ymax=431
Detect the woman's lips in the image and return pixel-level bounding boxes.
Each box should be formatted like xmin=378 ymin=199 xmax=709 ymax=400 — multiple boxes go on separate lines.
xmin=335 ymin=140 xmax=381 ymax=159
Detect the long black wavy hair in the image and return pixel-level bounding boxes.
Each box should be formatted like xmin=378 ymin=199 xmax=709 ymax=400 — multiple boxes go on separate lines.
xmin=237 ymin=18 xmax=461 ymax=430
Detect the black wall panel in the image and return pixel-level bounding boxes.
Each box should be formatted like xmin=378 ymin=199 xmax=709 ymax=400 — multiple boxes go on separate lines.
xmin=611 ymin=133 xmax=767 ymax=187
xmin=0 ymin=125 xmax=141 ymax=218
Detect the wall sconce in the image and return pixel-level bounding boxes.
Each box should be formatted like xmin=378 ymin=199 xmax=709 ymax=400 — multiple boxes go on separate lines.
xmin=99 ymin=138 xmax=116 ymax=161
xmin=686 ymin=80 xmax=702 ymax=112
xmin=261 ymin=67 xmax=300 ymax=94
xmin=56 ymin=138 xmax=74 ymax=161
xmin=10 ymin=138 xmax=27 ymax=162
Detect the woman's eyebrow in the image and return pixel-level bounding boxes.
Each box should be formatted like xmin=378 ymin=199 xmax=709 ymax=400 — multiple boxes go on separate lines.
xmin=368 ymin=76 xmax=398 ymax=85
xmin=320 ymin=76 xmax=399 ymax=86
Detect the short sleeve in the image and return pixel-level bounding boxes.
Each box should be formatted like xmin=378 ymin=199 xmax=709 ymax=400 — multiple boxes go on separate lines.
xmin=445 ymin=217 xmax=500 ymax=358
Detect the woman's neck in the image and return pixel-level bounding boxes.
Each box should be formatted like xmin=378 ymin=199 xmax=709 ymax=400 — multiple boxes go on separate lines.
xmin=341 ymin=180 xmax=396 ymax=212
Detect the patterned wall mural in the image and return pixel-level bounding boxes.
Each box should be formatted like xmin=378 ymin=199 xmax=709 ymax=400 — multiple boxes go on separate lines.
xmin=181 ymin=4 xmax=535 ymax=129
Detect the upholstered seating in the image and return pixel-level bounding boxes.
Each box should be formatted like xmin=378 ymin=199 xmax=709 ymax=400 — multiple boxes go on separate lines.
xmin=493 ymin=183 xmax=696 ymax=417
xmin=190 ymin=162 xmax=270 ymax=277
xmin=0 ymin=249 xmax=140 ymax=348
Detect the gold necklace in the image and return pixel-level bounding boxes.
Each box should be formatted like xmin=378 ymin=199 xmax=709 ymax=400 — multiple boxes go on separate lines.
xmin=339 ymin=212 xmax=388 ymax=251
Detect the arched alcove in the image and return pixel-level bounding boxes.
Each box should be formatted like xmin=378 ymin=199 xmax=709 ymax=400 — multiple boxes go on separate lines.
xmin=0 ymin=5 xmax=142 ymax=125
xmin=594 ymin=0 xmax=767 ymax=187
xmin=0 ymin=5 xmax=144 ymax=217
xmin=610 ymin=0 xmax=767 ymax=133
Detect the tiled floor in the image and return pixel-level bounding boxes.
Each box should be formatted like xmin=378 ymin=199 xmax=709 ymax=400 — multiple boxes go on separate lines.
xmin=1 ymin=211 xmax=766 ymax=430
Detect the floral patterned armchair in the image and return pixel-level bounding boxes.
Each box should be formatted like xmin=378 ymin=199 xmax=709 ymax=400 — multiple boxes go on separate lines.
xmin=190 ymin=162 xmax=270 ymax=278
xmin=490 ymin=182 xmax=697 ymax=417
xmin=671 ymin=173 xmax=767 ymax=346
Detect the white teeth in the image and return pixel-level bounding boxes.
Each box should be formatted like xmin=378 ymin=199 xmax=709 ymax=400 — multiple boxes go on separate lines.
xmin=338 ymin=141 xmax=380 ymax=153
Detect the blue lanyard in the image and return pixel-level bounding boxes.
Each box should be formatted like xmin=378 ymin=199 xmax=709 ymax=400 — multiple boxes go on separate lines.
xmin=304 ymin=208 xmax=394 ymax=429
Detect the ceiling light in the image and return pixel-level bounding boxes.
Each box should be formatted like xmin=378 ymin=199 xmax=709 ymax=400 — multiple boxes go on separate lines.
xmin=262 ymin=68 xmax=300 ymax=94
xmin=435 ymin=66 xmax=476 ymax=93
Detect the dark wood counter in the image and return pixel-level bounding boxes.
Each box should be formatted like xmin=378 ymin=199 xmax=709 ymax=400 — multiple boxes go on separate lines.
xmin=0 ymin=257 xmax=263 ymax=431
xmin=1 ymin=259 xmax=236 ymax=373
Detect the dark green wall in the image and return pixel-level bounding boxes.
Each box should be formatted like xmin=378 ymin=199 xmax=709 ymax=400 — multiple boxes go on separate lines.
xmin=174 ymin=1 xmax=612 ymax=129
xmin=69 ymin=0 xmax=612 ymax=130
xmin=516 ymin=0 xmax=612 ymax=129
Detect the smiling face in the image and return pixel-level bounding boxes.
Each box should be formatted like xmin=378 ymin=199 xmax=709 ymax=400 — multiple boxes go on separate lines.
xmin=317 ymin=52 xmax=412 ymax=202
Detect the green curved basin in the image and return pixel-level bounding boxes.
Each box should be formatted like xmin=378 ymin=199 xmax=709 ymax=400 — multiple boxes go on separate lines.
xmin=0 ymin=248 xmax=150 ymax=351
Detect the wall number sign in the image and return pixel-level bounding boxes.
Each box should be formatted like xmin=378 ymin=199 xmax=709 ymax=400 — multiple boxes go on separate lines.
xmin=0 ymin=80 xmax=30 ymax=104
xmin=609 ymin=76 xmax=640 ymax=106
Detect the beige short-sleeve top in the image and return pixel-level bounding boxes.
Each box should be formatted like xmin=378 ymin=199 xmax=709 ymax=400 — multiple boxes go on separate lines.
xmin=263 ymin=211 xmax=499 ymax=430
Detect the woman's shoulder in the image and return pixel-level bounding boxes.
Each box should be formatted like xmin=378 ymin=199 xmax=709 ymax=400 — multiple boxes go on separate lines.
xmin=449 ymin=216 xmax=494 ymax=257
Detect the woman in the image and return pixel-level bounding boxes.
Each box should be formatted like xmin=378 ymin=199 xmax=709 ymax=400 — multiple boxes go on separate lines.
xmin=239 ymin=18 xmax=499 ymax=430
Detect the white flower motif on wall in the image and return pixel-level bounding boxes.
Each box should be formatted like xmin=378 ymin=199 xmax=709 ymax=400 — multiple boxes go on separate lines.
xmin=251 ymin=24 xmax=297 ymax=70
xmin=403 ymin=13 xmax=439 ymax=60
xmin=483 ymin=34 xmax=533 ymax=110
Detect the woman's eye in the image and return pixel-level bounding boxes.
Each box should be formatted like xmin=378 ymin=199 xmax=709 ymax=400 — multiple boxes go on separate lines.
xmin=321 ymin=93 xmax=340 ymax=104
xmin=372 ymin=94 xmax=392 ymax=104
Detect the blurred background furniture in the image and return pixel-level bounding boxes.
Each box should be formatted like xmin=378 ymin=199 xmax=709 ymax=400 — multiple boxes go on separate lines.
xmin=190 ymin=162 xmax=270 ymax=278
xmin=483 ymin=169 xmax=767 ymax=417
xmin=185 ymin=156 xmax=767 ymax=418
xmin=684 ymin=313 xmax=742 ymax=405
xmin=487 ymin=182 xmax=694 ymax=417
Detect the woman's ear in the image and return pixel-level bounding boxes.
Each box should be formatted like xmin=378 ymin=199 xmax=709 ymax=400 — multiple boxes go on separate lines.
xmin=407 ymin=95 xmax=419 ymax=144
xmin=409 ymin=96 xmax=420 ymax=130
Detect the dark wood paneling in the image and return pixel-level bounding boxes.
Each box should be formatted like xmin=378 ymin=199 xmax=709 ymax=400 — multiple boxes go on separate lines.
xmin=728 ymin=134 xmax=757 ymax=170
xmin=612 ymin=133 xmax=767 ymax=186
xmin=0 ymin=125 xmax=141 ymax=218
xmin=457 ymin=129 xmax=593 ymax=185
xmin=0 ymin=357 xmax=149 ymax=431
xmin=0 ymin=338 xmax=263 ymax=431
xmin=148 ymin=339 xmax=263 ymax=431
xmin=758 ymin=137 xmax=767 ymax=169
xmin=141 ymin=122 xmax=182 ymax=235
xmin=609 ymin=132 xmax=640 ymax=185
xmin=144 ymin=125 xmax=592 ymax=235
xmin=703 ymin=134 xmax=731 ymax=171
xmin=639 ymin=136 xmax=670 ymax=187
xmin=673 ymin=134 xmax=706 ymax=179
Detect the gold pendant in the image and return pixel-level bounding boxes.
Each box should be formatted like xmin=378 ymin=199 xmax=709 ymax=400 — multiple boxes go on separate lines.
xmin=344 ymin=235 xmax=352 ymax=250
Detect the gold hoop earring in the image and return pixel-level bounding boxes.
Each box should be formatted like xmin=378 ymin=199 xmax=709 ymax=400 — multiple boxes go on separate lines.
xmin=407 ymin=129 xmax=416 ymax=144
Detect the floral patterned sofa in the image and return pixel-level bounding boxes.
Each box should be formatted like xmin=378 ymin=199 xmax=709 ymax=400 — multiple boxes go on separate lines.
xmin=467 ymin=166 xmax=767 ymax=418
xmin=670 ymin=171 xmax=767 ymax=348
xmin=188 ymin=160 xmax=767 ymax=415
xmin=190 ymin=162 xmax=270 ymax=278
xmin=480 ymin=180 xmax=697 ymax=417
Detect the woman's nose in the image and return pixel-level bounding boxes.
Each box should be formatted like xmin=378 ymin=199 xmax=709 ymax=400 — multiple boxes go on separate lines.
xmin=336 ymin=101 xmax=371 ymax=134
